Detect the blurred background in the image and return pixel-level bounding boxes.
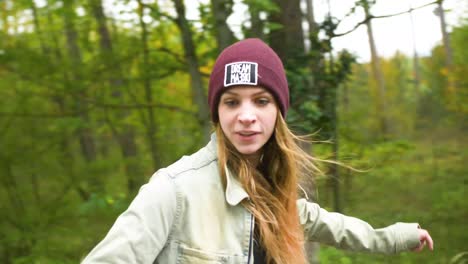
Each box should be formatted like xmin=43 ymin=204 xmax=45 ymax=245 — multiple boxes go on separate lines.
xmin=0 ymin=0 xmax=466 ymax=263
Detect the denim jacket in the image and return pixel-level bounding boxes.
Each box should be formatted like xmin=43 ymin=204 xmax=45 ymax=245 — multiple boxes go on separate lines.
xmin=82 ymin=135 xmax=421 ymax=263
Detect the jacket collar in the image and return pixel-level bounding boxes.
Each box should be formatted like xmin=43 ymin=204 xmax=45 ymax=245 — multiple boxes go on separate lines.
xmin=225 ymin=166 xmax=249 ymax=206
xmin=207 ymin=133 xmax=249 ymax=206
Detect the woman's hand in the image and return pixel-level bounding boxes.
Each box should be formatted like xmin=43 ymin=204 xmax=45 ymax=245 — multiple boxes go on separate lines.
xmin=412 ymin=228 xmax=434 ymax=252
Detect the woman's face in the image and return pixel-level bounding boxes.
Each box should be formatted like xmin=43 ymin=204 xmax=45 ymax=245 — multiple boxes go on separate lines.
xmin=218 ymin=86 xmax=278 ymax=161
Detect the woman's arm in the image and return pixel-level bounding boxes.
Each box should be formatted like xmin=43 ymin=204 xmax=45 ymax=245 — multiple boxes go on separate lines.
xmin=297 ymin=199 xmax=432 ymax=254
xmin=81 ymin=171 xmax=178 ymax=263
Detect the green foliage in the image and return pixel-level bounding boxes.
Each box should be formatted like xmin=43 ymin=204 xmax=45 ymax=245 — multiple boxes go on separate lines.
xmin=243 ymin=0 xmax=279 ymax=13
xmin=448 ymin=21 xmax=468 ymax=113
xmin=322 ymin=22 xmax=468 ymax=264
xmin=287 ymin=48 xmax=356 ymax=136
xmin=316 ymin=135 xmax=467 ymax=263
xmin=319 ymin=247 xmax=352 ymax=264
xmin=0 ymin=0 xmax=466 ymax=263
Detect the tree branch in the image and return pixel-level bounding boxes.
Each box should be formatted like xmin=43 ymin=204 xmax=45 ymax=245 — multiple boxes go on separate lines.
xmin=92 ymin=101 xmax=196 ymax=116
xmin=140 ymin=2 xmax=177 ymax=23
xmin=0 ymin=111 xmax=79 ymax=118
xmin=332 ymin=1 xmax=438 ymax=38
xmin=373 ymin=1 xmax=438 ymax=19
xmin=0 ymin=100 xmax=196 ymax=119
xmin=156 ymin=47 xmax=186 ymax=65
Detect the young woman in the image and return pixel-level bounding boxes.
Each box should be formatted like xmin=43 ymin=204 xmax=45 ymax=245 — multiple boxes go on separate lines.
xmin=82 ymin=38 xmax=433 ymax=264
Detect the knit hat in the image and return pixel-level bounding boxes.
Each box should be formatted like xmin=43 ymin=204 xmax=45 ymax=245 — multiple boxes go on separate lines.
xmin=208 ymin=38 xmax=289 ymax=122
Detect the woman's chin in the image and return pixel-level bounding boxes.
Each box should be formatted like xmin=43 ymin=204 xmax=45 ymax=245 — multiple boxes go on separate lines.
xmin=236 ymin=147 xmax=262 ymax=159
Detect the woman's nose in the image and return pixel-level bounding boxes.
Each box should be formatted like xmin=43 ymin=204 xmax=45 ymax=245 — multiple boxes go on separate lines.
xmin=238 ymin=106 xmax=256 ymax=124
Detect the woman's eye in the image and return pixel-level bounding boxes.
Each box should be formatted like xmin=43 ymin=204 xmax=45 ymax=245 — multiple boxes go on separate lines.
xmin=256 ymin=98 xmax=270 ymax=106
xmin=223 ymin=99 xmax=238 ymax=107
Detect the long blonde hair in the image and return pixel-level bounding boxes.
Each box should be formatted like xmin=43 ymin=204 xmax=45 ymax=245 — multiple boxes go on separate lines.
xmin=215 ymin=112 xmax=323 ymax=264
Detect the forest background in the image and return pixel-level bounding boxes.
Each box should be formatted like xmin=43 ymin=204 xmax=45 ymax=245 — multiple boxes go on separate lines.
xmin=0 ymin=0 xmax=466 ymax=263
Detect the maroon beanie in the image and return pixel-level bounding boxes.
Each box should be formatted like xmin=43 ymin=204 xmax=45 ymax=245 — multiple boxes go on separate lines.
xmin=208 ymin=38 xmax=289 ymax=122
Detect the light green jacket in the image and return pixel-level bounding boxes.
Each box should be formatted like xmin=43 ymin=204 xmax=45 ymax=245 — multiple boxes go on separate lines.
xmin=82 ymin=135 xmax=421 ymax=264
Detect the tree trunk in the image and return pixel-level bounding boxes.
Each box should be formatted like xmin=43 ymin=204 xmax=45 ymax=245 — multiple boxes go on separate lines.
xmin=306 ymin=0 xmax=317 ymax=34
xmin=1 ymin=1 xmax=8 ymax=36
xmin=63 ymin=0 xmax=102 ymax=193
xmin=58 ymin=106 xmax=91 ymax=201
xmin=29 ymin=0 xmax=48 ymax=54
xmin=47 ymin=1 xmax=64 ymax=66
xmin=31 ymin=0 xmax=89 ymax=200
xmin=330 ymin=103 xmax=340 ymax=213
xmin=90 ymin=0 xmax=143 ymax=194
xmin=0 ymin=158 xmax=30 ymax=263
xmin=305 ymin=0 xmax=319 ymax=53
xmin=245 ymin=0 xmax=264 ymax=39
xmin=435 ymin=0 xmax=458 ymax=98
xmin=298 ymin=5 xmax=322 ymax=262
xmin=322 ymin=0 xmax=341 ymax=210
xmin=173 ymin=0 xmax=211 ymax=141
xmin=435 ymin=0 xmax=453 ymax=68
xmin=210 ymin=0 xmax=235 ymax=51
xmin=409 ymin=9 xmax=420 ymax=92
xmin=269 ymin=0 xmax=304 ymax=62
xmin=342 ymin=83 xmax=352 ymax=209
xmin=305 ymin=0 xmax=325 ymax=104
xmin=364 ymin=3 xmax=389 ymax=137
xmin=137 ymin=0 xmax=162 ymax=171
xmin=42 ymin=1 xmax=90 ymax=200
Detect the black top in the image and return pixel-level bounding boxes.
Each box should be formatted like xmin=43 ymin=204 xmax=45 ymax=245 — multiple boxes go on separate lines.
xmin=253 ymin=223 xmax=267 ymax=263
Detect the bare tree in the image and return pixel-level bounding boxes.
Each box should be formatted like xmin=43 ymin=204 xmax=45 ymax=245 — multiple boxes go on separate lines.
xmin=210 ymin=0 xmax=236 ymax=51
xmin=409 ymin=7 xmax=421 ymax=91
xmin=269 ymin=0 xmax=305 ymax=62
xmin=305 ymin=0 xmax=318 ymax=50
xmin=63 ymin=0 xmax=102 ymax=195
xmin=90 ymin=0 xmax=143 ymax=193
xmin=32 ymin=0 xmax=91 ymax=201
xmin=1 ymin=1 xmax=8 ymax=36
xmin=244 ymin=0 xmax=265 ymax=39
xmin=29 ymin=0 xmax=48 ymax=54
xmin=327 ymin=1 xmax=443 ymax=138
xmin=173 ymin=0 xmax=211 ymax=141
xmin=435 ymin=0 xmax=453 ymax=68
xmin=136 ymin=0 xmax=162 ymax=170
xmin=361 ymin=0 xmax=389 ymax=136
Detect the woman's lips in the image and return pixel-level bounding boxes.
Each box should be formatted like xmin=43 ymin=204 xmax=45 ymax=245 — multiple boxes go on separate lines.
xmin=236 ymin=131 xmax=259 ymax=141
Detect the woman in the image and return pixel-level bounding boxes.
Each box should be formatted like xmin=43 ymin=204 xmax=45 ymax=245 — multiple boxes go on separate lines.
xmin=82 ymin=38 xmax=433 ymax=264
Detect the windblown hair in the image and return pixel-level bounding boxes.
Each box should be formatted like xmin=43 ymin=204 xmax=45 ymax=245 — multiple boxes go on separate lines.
xmin=215 ymin=112 xmax=324 ymax=264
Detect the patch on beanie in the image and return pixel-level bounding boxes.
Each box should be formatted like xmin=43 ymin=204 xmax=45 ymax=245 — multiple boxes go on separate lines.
xmin=224 ymin=61 xmax=258 ymax=87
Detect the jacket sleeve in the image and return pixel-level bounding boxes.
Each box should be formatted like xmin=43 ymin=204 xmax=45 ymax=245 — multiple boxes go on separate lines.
xmin=81 ymin=171 xmax=178 ymax=263
xmin=297 ymin=198 xmax=421 ymax=254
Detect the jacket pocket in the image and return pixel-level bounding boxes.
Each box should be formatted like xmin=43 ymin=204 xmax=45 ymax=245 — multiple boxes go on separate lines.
xmin=177 ymin=243 xmax=230 ymax=264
